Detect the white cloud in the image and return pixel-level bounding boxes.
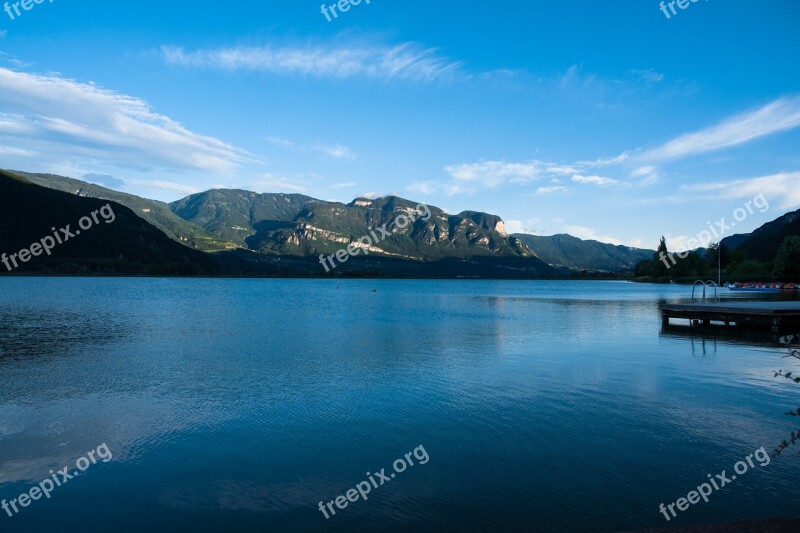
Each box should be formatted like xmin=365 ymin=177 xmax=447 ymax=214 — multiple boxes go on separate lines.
xmin=641 ymin=96 xmax=800 ymax=161
xmin=443 ymin=183 xmax=477 ymax=196
xmin=83 ymin=173 xmax=125 ymax=189
xmin=129 ymin=180 xmax=201 ymax=195
xmin=505 ymin=218 xmax=542 ymax=234
xmin=536 ymin=186 xmax=569 ymax=195
xmin=571 ymin=174 xmax=618 ymax=186
xmin=406 ymin=181 xmax=438 ymax=196
xmin=251 ymin=173 xmax=309 ymax=193
xmin=162 ymin=41 xmax=462 ymax=82
xmin=0 ymin=145 xmax=35 ymax=157
xmin=630 ymin=69 xmax=665 ymax=83
xmin=317 ymin=144 xmax=356 ymax=160
xmin=439 ymin=98 xmax=800 ymax=198
xmin=432 ymin=157 xmax=626 ymax=196
xmin=265 ymin=136 xmax=357 ymax=161
xmin=546 ymin=165 xmax=578 ymax=175
xmin=331 ymin=182 xmax=356 ymax=189
xmin=663 ymin=235 xmax=695 ymax=252
xmin=505 ymin=220 xmax=526 ymax=234
xmin=406 ymin=180 xmax=479 ymax=196
xmin=563 ymin=225 xmax=624 ymax=246
xmin=0 ymin=51 xmax=34 ymax=69
xmin=445 ymin=160 xmax=543 ymax=187
xmin=680 ymin=171 xmax=800 ymax=210
xmin=264 ymin=136 xmax=294 ymax=147
xmin=0 ymin=67 xmax=249 ymax=174
xmin=631 ymin=166 xmax=655 ymax=177
xmin=628 ymin=166 xmax=660 ymax=186
xmin=580 ymin=152 xmax=630 ymax=167
xmin=432 ymin=159 xmax=625 ymax=196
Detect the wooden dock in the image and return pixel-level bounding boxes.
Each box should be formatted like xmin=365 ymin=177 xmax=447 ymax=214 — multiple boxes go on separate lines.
xmin=660 ymin=301 xmax=800 ymax=332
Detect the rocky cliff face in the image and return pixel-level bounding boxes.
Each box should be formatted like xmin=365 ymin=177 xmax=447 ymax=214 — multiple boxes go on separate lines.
xmin=169 ymin=192 xmax=531 ymax=261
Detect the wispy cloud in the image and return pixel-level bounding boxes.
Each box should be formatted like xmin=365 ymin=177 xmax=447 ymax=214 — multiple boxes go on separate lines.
xmin=0 ymin=52 xmax=34 ymax=69
xmin=264 ymin=136 xmax=294 ymax=147
xmin=129 ymin=180 xmax=201 ymax=195
xmin=407 ymin=181 xmax=439 ymax=196
xmin=631 ymin=166 xmax=656 ymax=177
xmin=265 ymin=136 xmax=358 ymax=162
xmin=250 ymin=173 xmax=308 ymax=194
xmin=680 ymin=171 xmax=800 ymax=210
xmin=630 ymin=69 xmax=664 ymax=83
xmin=407 ymin=180 xmax=476 ymax=196
xmin=630 ymin=166 xmax=660 ymax=186
xmin=316 ymin=144 xmax=356 ymax=160
xmin=416 ymin=160 xmax=621 ymax=197
xmin=423 ymin=160 xmax=625 ymax=196
xmin=445 ymin=160 xmax=543 ymax=187
xmin=640 ymin=96 xmax=800 ymax=161
xmin=563 ymin=225 xmax=626 ymax=246
xmin=546 ymin=165 xmax=579 ymax=175
xmin=536 ymin=185 xmax=569 ymax=195
xmin=428 ymin=97 xmax=800 ymax=198
xmin=83 ymin=173 xmax=125 ymax=189
xmin=0 ymin=145 xmax=35 ymax=157
xmin=505 ymin=218 xmax=542 ymax=234
xmin=0 ymin=67 xmax=250 ymax=174
xmin=331 ymin=182 xmax=356 ymax=189
xmin=571 ymin=174 xmax=618 ymax=186
xmin=162 ymin=40 xmax=462 ymax=82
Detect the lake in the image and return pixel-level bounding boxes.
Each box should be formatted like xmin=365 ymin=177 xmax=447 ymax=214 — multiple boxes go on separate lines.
xmin=1 ymin=278 xmax=798 ymax=531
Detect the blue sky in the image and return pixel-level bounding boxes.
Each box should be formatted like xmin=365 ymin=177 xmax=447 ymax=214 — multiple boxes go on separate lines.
xmin=1 ymin=0 xmax=799 ymax=250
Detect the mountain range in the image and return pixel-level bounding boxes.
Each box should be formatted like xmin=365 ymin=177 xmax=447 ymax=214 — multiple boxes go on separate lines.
xmin=3 ymin=169 xmax=658 ymax=277
xmin=166 ymin=185 xmax=652 ymax=272
xmin=513 ymin=233 xmax=652 ymax=271
xmin=0 ymin=170 xmax=213 ymax=275
xmin=721 ymin=208 xmax=800 ymax=261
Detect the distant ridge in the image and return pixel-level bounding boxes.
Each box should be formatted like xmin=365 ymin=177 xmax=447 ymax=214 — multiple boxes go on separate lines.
xmin=11 ymin=170 xmax=236 ymax=252
xmin=722 ymin=208 xmax=800 ymax=262
xmin=7 ymin=169 xmax=663 ymax=277
xmin=0 ymin=170 xmax=214 ymax=275
xmin=513 ymin=233 xmax=653 ymax=272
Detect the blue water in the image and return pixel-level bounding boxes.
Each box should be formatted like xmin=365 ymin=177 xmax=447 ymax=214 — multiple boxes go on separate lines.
xmin=0 ymin=278 xmax=798 ymax=531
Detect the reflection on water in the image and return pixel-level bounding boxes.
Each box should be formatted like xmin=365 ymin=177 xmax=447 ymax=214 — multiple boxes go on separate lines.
xmin=0 ymin=278 xmax=798 ymax=532
xmin=0 ymin=307 xmax=130 ymax=360
xmin=660 ymin=326 xmax=787 ymax=357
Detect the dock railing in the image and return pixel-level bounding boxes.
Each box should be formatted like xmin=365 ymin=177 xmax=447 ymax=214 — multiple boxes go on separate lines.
xmin=691 ymin=280 xmax=719 ymax=303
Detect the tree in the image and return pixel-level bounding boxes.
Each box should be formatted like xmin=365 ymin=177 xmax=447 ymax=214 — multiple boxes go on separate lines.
xmin=705 ymin=242 xmax=732 ymax=270
xmin=634 ymin=259 xmax=654 ymax=278
xmin=671 ymin=251 xmax=709 ymax=279
xmin=773 ymin=235 xmax=800 ymax=278
xmin=725 ymin=249 xmax=750 ymax=275
xmin=634 ymin=237 xmax=670 ymax=279
xmin=633 ymin=237 xmax=713 ymax=281
xmin=730 ymin=259 xmax=769 ymax=277
xmin=651 ymin=236 xmax=670 ymax=278
xmin=773 ymin=334 xmax=800 ymax=457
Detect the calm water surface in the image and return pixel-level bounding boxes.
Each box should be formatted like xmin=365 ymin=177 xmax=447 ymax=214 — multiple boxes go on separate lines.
xmin=1 ymin=278 xmax=799 ymax=531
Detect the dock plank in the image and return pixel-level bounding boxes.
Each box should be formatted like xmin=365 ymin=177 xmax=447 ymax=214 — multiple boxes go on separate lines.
xmin=659 ymin=301 xmax=800 ymax=331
